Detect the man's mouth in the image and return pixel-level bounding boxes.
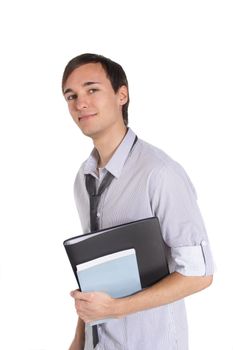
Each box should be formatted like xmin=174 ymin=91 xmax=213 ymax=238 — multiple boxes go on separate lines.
xmin=78 ymin=113 xmax=97 ymax=121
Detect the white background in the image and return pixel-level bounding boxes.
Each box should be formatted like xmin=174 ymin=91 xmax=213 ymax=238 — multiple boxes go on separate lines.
xmin=0 ymin=1 xmax=232 ymax=349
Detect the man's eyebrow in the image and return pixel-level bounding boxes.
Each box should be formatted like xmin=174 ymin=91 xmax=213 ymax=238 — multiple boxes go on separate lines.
xmin=83 ymin=81 xmax=101 ymax=87
xmin=63 ymin=88 xmax=73 ymax=95
xmin=63 ymin=81 xmax=101 ymax=95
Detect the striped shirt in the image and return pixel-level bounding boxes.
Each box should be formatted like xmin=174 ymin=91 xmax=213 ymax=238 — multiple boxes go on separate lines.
xmin=74 ymin=128 xmax=214 ymax=350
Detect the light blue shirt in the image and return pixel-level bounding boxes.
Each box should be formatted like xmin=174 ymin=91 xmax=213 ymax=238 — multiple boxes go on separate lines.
xmin=74 ymin=128 xmax=214 ymax=350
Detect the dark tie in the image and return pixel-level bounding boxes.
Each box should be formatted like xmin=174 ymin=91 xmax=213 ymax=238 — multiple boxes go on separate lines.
xmin=85 ymin=135 xmax=138 ymax=348
xmin=85 ymin=171 xmax=115 ymax=232
xmin=85 ymin=171 xmax=115 ymax=348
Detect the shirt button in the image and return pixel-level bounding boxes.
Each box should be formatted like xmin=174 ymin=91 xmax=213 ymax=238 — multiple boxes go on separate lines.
xmin=97 ymin=324 xmax=102 ymax=335
xmin=201 ymin=240 xmax=207 ymax=246
xmin=97 ymin=212 xmax=100 ymax=218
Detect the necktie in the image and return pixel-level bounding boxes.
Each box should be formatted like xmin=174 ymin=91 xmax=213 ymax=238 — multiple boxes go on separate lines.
xmin=85 ymin=135 xmax=138 ymax=348
xmin=85 ymin=171 xmax=114 ymax=232
xmin=85 ymin=171 xmax=115 ymax=348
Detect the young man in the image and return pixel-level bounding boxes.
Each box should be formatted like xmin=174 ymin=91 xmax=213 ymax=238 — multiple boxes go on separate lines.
xmin=62 ymin=53 xmax=214 ymax=350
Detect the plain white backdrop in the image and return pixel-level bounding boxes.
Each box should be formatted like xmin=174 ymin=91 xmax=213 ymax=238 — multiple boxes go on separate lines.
xmin=0 ymin=1 xmax=232 ymax=349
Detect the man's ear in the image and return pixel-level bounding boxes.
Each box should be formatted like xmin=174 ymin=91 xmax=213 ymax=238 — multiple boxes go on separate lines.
xmin=118 ymin=85 xmax=128 ymax=106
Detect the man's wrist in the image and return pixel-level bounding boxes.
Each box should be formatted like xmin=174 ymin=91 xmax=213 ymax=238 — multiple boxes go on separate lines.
xmin=111 ymin=295 xmax=132 ymax=319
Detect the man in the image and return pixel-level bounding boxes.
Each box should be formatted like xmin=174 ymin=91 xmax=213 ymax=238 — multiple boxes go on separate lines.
xmin=62 ymin=53 xmax=214 ymax=350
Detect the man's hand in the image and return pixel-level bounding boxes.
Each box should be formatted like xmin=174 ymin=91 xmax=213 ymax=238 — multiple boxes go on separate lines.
xmin=70 ymin=290 xmax=117 ymax=323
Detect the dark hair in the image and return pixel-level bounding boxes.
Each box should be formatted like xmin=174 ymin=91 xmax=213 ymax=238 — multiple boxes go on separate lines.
xmin=62 ymin=53 xmax=129 ymax=126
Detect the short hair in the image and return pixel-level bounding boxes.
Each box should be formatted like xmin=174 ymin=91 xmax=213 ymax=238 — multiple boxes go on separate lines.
xmin=62 ymin=53 xmax=129 ymax=126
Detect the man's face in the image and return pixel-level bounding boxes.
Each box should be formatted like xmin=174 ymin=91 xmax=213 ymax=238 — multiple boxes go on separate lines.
xmin=63 ymin=63 xmax=128 ymax=139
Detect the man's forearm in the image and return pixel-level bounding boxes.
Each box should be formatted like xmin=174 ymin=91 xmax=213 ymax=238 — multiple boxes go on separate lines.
xmin=68 ymin=318 xmax=85 ymax=350
xmin=112 ymin=272 xmax=213 ymax=318
xmin=71 ymin=272 xmax=213 ymax=323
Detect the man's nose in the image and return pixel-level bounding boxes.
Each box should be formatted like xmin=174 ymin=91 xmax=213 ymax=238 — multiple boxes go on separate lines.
xmin=75 ymin=95 xmax=88 ymax=110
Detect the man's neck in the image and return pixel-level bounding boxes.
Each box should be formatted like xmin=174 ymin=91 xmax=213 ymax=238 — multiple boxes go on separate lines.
xmin=93 ymin=125 xmax=128 ymax=168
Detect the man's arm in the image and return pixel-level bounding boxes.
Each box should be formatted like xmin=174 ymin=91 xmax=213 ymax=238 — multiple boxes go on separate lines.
xmin=71 ymin=272 xmax=213 ymax=323
xmin=115 ymin=272 xmax=213 ymax=317
xmin=68 ymin=317 xmax=85 ymax=350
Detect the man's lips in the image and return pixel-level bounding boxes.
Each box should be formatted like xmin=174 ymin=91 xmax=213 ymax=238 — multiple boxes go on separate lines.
xmin=78 ymin=113 xmax=97 ymax=121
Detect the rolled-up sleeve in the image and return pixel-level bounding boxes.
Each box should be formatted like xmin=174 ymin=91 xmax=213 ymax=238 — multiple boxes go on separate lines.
xmin=170 ymin=240 xmax=214 ymax=276
xmin=149 ymin=161 xmax=215 ymax=276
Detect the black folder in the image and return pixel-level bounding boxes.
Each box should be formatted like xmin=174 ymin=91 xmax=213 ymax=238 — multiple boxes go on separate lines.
xmin=63 ymin=217 xmax=169 ymax=290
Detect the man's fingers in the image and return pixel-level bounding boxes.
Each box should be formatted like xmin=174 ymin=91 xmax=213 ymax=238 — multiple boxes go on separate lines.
xmin=70 ymin=290 xmax=93 ymax=301
xmin=70 ymin=289 xmax=79 ymax=297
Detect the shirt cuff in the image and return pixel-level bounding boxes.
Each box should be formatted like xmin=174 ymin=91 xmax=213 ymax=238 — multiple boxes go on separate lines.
xmin=169 ymin=241 xmax=214 ymax=276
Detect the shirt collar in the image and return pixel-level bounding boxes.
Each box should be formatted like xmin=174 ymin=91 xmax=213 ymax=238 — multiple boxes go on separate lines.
xmin=84 ymin=128 xmax=136 ymax=179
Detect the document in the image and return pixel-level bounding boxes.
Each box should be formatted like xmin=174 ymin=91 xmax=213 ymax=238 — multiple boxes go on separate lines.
xmin=76 ymin=248 xmax=142 ymax=298
xmin=76 ymin=248 xmax=142 ymax=325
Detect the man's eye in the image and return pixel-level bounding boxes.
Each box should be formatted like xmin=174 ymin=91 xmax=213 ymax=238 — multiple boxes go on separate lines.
xmin=89 ymin=88 xmax=98 ymax=94
xmin=66 ymin=94 xmax=77 ymax=101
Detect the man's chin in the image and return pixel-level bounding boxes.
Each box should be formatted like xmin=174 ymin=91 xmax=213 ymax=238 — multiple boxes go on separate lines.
xmin=80 ymin=128 xmax=99 ymax=139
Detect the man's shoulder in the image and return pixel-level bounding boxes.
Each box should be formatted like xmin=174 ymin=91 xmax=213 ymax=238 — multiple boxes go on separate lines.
xmin=74 ymin=160 xmax=86 ymax=184
xmin=135 ymin=138 xmax=196 ymax=199
xmin=79 ymin=159 xmax=88 ymax=171
xmin=135 ymin=138 xmax=191 ymax=183
xmin=137 ymin=138 xmax=175 ymax=170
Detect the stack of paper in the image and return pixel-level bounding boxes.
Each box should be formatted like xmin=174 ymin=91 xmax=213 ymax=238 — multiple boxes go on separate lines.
xmin=76 ymin=248 xmax=142 ymax=298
